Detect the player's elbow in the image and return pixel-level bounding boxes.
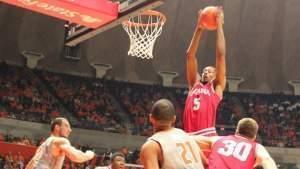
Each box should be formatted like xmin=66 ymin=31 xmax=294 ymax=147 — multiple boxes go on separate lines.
xmin=217 ymin=50 xmax=226 ymax=57
xmin=216 ymin=44 xmax=226 ymax=57
xmin=216 ymin=51 xmax=226 ymax=62
xmin=66 ymin=151 xmax=93 ymax=163
xmin=186 ymin=52 xmax=196 ymax=59
xmin=71 ymin=158 xmax=85 ymax=163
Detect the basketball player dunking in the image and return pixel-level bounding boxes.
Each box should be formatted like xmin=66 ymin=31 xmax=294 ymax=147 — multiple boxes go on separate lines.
xmin=25 ymin=117 xmax=95 ymax=169
xmin=183 ymin=7 xmax=226 ymax=136
xmin=140 ymin=99 xmax=205 ymax=169
xmin=193 ymin=118 xmax=277 ymax=169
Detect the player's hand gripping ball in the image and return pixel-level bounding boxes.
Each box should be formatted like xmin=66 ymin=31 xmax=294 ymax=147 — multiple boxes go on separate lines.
xmin=199 ymin=6 xmax=219 ymax=30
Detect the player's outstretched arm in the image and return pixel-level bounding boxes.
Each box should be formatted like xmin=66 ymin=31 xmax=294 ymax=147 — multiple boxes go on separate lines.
xmin=140 ymin=140 xmax=161 ymax=169
xmin=255 ymin=144 xmax=278 ymax=169
xmin=186 ymin=10 xmax=204 ymax=89
xmin=55 ymin=138 xmax=95 ymax=163
xmin=215 ymin=7 xmax=226 ymax=98
xmin=192 ymin=135 xmax=220 ymax=149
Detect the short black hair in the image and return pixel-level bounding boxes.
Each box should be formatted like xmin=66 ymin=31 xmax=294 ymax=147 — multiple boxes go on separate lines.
xmin=50 ymin=117 xmax=65 ymax=132
xmin=151 ymin=99 xmax=175 ymax=121
xmin=111 ymin=152 xmax=125 ymax=162
xmin=236 ymin=118 xmax=258 ymax=139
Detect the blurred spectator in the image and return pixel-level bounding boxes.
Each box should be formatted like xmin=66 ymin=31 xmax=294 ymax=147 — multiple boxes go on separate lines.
xmin=0 ymin=132 xmax=4 ymax=142
xmin=95 ymin=152 xmax=125 ymax=169
xmin=4 ymin=152 xmax=13 ymax=169
xmin=15 ymin=152 xmax=25 ymax=169
xmin=0 ymin=154 xmax=4 ymax=169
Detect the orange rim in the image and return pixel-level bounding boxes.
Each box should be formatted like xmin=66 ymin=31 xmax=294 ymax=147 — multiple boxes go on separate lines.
xmin=122 ymin=10 xmax=166 ymax=27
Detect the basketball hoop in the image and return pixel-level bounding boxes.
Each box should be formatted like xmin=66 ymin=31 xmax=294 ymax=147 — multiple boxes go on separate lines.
xmin=122 ymin=10 xmax=166 ymax=59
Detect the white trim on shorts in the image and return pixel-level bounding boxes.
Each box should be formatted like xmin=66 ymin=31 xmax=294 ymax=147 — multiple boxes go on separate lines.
xmin=189 ymin=127 xmax=217 ymax=136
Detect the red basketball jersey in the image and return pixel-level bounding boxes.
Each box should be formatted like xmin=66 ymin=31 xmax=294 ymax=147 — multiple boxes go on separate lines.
xmin=208 ymin=135 xmax=257 ymax=169
xmin=183 ymin=81 xmax=221 ymax=135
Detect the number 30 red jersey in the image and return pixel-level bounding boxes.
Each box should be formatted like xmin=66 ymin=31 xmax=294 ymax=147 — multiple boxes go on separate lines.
xmin=208 ymin=135 xmax=257 ymax=169
xmin=183 ymin=81 xmax=221 ymax=135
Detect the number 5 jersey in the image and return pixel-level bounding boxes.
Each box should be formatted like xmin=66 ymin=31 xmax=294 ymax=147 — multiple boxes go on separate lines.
xmin=183 ymin=82 xmax=221 ymax=135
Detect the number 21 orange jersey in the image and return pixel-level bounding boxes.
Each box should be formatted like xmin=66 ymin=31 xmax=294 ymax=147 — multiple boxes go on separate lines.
xmin=149 ymin=128 xmax=204 ymax=169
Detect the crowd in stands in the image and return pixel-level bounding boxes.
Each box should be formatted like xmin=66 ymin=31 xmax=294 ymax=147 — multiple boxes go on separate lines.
xmin=108 ymin=81 xmax=183 ymax=136
xmin=0 ymin=133 xmax=36 ymax=169
xmin=0 ymin=63 xmax=299 ymax=148
xmin=0 ymin=62 xmax=61 ymax=123
xmin=37 ymin=71 xmax=127 ymax=134
xmin=0 ymin=151 xmax=25 ymax=169
xmin=239 ymin=94 xmax=299 ymax=147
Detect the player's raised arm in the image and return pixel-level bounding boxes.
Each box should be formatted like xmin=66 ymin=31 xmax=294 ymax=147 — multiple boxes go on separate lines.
xmin=140 ymin=140 xmax=161 ymax=169
xmin=55 ymin=138 xmax=95 ymax=163
xmin=186 ymin=10 xmax=204 ymax=89
xmin=215 ymin=7 xmax=226 ymax=97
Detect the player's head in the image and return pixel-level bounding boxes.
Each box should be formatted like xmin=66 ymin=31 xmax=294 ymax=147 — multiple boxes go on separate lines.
xmin=235 ymin=118 xmax=258 ymax=140
xmin=51 ymin=117 xmax=72 ymax=138
xmin=150 ymin=99 xmax=176 ymax=131
xmin=201 ymin=66 xmax=216 ymax=83
xmin=110 ymin=152 xmax=125 ymax=169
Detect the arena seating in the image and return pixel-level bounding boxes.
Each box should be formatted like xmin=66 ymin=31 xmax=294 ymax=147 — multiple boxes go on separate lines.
xmin=0 ymin=63 xmax=299 ymax=148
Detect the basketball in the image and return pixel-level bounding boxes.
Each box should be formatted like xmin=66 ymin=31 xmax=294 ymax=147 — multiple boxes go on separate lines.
xmin=199 ymin=6 xmax=218 ymax=30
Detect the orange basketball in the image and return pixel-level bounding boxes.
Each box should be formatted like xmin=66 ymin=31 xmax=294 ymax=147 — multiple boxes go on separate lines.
xmin=199 ymin=6 xmax=218 ymax=30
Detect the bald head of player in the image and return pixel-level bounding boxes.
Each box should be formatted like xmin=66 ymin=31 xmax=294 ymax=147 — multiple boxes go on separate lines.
xmin=235 ymin=118 xmax=259 ymax=140
xmin=51 ymin=117 xmax=72 ymax=138
xmin=150 ymin=99 xmax=176 ymax=131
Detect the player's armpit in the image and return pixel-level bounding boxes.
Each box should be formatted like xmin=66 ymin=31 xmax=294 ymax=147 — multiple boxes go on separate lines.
xmin=253 ymin=164 xmax=263 ymax=169
xmin=255 ymin=144 xmax=277 ymax=169
xmin=199 ymin=149 xmax=208 ymax=167
xmin=140 ymin=140 xmax=161 ymax=169
xmin=256 ymin=158 xmax=277 ymax=169
xmin=214 ymin=84 xmax=225 ymax=99
xmin=55 ymin=138 xmax=95 ymax=163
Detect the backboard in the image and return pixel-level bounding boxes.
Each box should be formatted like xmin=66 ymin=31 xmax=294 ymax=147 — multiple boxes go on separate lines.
xmin=64 ymin=0 xmax=164 ymax=47
xmin=0 ymin=0 xmax=164 ymax=47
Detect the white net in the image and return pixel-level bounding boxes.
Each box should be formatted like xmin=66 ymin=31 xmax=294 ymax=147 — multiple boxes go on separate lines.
xmin=122 ymin=10 xmax=166 ymax=59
